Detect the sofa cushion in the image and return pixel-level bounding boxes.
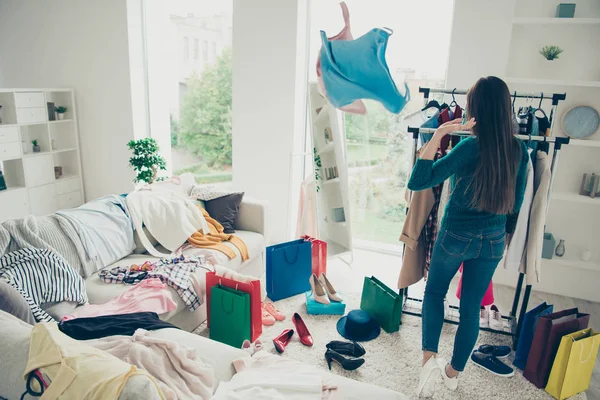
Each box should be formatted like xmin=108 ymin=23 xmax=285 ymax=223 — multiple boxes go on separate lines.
xmin=204 ymin=192 xmax=244 ymax=234
xmin=0 ymin=279 xmax=35 ymax=325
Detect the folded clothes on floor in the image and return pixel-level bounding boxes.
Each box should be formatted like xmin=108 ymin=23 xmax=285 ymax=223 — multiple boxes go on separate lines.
xmin=58 ymin=311 xmax=178 ymax=340
xmin=63 ymin=278 xmax=178 ymax=321
xmin=86 ymin=328 xmax=215 ymax=399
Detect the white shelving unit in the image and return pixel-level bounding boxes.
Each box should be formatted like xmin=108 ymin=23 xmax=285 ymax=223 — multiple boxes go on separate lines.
xmin=503 ymin=1 xmax=600 ymax=300
xmin=307 ymin=82 xmax=352 ymax=261
xmin=513 ymin=17 xmax=600 ymax=25
xmin=0 ymin=89 xmax=84 ymax=223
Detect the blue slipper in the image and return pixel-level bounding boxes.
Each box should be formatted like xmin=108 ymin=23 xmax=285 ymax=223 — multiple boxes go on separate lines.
xmin=477 ymin=344 xmax=511 ymax=359
xmin=471 ymin=351 xmax=514 ymax=377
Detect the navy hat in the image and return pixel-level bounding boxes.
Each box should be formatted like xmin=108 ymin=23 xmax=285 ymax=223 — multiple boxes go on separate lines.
xmin=336 ymin=309 xmax=380 ymax=342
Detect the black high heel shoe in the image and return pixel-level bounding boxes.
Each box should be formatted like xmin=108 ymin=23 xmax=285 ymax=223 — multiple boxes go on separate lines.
xmin=326 ymin=340 xmax=366 ymax=357
xmin=325 ymin=349 xmax=365 ymax=371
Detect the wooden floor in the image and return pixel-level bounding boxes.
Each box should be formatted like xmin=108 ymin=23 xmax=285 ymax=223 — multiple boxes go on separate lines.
xmin=327 ymin=248 xmax=600 ymax=400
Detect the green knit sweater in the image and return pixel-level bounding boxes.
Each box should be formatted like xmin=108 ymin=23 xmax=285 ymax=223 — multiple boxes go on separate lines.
xmin=407 ymin=137 xmax=529 ymax=232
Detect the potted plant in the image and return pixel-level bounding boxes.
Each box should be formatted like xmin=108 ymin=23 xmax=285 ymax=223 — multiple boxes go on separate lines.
xmin=32 ymin=140 xmax=41 ymax=153
xmin=127 ymin=138 xmax=166 ymax=184
xmin=55 ymin=106 xmax=68 ymax=120
xmin=540 ymin=45 xmax=563 ymax=61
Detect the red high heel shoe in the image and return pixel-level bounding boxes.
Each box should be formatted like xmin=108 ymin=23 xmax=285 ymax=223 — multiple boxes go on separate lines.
xmin=273 ymin=329 xmax=294 ymax=353
xmin=292 ymin=313 xmax=313 ymax=347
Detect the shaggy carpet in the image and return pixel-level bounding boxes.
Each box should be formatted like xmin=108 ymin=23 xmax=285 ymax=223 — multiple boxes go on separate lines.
xmin=195 ymin=292 xmax=586 ymax=400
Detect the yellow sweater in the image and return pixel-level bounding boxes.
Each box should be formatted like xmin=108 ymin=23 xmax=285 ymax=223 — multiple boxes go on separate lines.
xmin=188 ymin=208 xmax=249 ymax=261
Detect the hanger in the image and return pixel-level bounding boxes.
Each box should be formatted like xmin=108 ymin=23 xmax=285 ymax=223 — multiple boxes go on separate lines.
xmin=449 ymin=88 xmax=458 ymax=108
xmin=538 ymin=92 xmax=544 ymax=110
xmin=440 ymin=93 xmax=449 ymax=110
xmin=421 ymin=99 xmax=441 ymax=112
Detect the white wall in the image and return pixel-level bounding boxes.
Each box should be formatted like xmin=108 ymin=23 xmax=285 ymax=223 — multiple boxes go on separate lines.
xmin=232 ymin=0 xmax=308 ymax=243
xmin=0 ymin=0 xmax=137 ymax=200
xmin=445 ymin=0 xmax=516 ymax=89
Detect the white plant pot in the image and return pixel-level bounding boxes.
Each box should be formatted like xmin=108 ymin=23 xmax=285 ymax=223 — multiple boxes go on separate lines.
xmin=57 ymin=113 xmax=65 ymax=120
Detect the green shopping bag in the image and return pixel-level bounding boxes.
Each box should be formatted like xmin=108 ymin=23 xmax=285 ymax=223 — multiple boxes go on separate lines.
xmin=360 ymin=276 xmax=402 ymax=333
xmin=209 ymin=284 xmax=251 ymax=348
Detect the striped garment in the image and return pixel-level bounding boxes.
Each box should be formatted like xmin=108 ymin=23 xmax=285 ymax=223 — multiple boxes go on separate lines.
xmin=0 ymin=248 xmax=88 ymax=322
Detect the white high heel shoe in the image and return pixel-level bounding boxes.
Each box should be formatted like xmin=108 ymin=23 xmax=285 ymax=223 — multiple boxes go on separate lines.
xmin=310 ymin=273 xmax=330 ymax=305
xmin=319 ymin=273 xmax=342 ymax=302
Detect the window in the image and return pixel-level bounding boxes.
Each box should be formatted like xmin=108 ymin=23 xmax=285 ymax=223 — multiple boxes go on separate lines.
xmin=308 ymin=1 xmax=454 ymax=247
xmin=183 ymin=36 xmax=189 ymax=60
xmin=144 ymin=1 xmax=233 ymax=186
xmin=193 ymin=38 xmax=200 ymax=60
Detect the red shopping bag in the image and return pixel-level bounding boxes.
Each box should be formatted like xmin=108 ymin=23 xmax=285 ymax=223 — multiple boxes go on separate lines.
xmin=302 ymin=236 xmax=327 ymax=276
xmin=206 ymin=271 xmax=262 ymax=342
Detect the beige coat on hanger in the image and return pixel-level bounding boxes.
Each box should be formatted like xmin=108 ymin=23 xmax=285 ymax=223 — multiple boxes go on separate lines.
xmin=523 ymin=151 xmax=551 ymax=285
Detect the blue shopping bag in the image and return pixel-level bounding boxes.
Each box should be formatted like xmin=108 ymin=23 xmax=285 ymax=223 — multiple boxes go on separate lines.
xmin=266 ymin=239 xmax=312 ymax=301
xmin=514 ymin=302 xmax=554 ymax=370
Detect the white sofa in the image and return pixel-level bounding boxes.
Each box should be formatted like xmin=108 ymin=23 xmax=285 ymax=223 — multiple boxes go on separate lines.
xmin=82 ymin=196 xmax=269 ymax=332
xmin=0 ymin=310 xmax=407 ymax=400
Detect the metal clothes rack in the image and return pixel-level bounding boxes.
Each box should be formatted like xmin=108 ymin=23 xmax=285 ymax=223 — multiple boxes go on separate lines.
xmin=401 ymin=87 xmax=568 ymax=346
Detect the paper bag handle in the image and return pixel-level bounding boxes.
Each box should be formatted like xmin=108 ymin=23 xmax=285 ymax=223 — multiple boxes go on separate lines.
xmin=283 ymin=245 xmax=300 ymax=264
xmin=218 ymin=279 xmax=239 ymax=291
xmin=578 ymin=336 xmax=598 ymax=364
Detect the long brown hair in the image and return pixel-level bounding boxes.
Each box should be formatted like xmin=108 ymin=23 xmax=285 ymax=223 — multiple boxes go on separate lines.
xmin=466 ymin=76 xmax=522 ymax=214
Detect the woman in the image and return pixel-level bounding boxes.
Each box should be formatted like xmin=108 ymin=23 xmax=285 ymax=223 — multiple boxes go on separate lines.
xmin=408 ymin=76 xmax=529 ymax=396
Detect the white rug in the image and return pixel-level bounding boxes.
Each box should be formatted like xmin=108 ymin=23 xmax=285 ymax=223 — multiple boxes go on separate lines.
xmin=196 ymin=292 xmax=586 ymax=400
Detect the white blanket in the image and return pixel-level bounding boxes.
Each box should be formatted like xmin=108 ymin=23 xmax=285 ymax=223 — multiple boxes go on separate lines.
xmin=126 ymin=189 xmax=209 ymax=258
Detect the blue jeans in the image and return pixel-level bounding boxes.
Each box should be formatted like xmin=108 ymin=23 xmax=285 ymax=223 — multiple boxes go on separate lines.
xmin=422 ymin=226 xmax=505 ymax=371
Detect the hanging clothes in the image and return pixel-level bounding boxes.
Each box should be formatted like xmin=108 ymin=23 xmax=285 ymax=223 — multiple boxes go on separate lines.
xmin=419 ymin=109 xmax=440 ymax=145
xmin=523 ymin=151 xmax=551 ymax=284
xmin=456 ymin=266 xmax=495 ymax=307
xmin=25 ymin=322 xmax=164 ymax=400
xmin=296 ymin=178 xmax=319 ymax=238
xmin=320 ymin=27 xmax=410 ymax=114
xmin=423 ymin=151 xmax=444 ymax=270
xmin=315 ymin=2 xmax=366 ymax=115
xmin=503 ymin=150 xmax=534 ymax=270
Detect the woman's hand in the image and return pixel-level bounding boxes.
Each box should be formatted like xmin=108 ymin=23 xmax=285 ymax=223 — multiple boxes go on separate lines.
xmin=433 ymin=118 xmax=476 ymax=141
xmin=418 ymin=118 xmax=476 ymax=161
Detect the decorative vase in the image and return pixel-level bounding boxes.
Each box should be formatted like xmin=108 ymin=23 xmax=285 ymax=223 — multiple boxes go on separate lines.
xmin=57 ymin=113 xmax=65 ymax=120
xmin=54 ymin=166 xmax=63 ymax=179
xmin=555 ymin=239 xmax=566 ymax=257
xmin=32 ymin=145 xmax=41 ymax=153
xmin=581 ymin=249 xmax=592 ymax=262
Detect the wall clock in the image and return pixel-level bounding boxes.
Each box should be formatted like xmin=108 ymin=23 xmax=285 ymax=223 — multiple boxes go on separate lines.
xmin=561 ymin=105 xmax=600 ymax=139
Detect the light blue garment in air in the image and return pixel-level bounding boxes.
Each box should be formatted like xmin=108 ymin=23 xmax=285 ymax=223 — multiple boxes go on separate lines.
xmin=320 ymin=28 xmax=410 ymax=114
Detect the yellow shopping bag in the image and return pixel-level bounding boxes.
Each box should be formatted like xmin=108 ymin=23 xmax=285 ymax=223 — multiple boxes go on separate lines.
xmin=545 ymin=328 xmax=600 ymax=400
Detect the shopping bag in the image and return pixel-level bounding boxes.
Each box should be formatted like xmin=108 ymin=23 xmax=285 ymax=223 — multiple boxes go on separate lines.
xmin=546 ymin=328 xmax=600 ymax=400
xmin=513 ymin=302 xmax=554 ymax=370
xmin=360 ymin=276 xmax=402 ymax=333
xmin=523 ymin=308 xmax=590 ymax=388
xmin=206 ymin=271 xmax=262 ymax=342
xmin=209 ymin=284 xmax=251 ymax=348
xmin=266 ymin=239 xmax=312 ymax=301
xmin=301 ymin=235 xmax=328 ymax=276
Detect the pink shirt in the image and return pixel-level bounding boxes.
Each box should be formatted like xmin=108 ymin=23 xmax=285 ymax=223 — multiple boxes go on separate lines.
xmin=63 ymin=278 xmax=178 ymax=321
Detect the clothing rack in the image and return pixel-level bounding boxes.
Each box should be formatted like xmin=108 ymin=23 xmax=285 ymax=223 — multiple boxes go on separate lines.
xmin=401 ymin=87 xmax=568 ymax=347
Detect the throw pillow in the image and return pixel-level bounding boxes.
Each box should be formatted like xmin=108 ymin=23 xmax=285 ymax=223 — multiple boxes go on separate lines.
xmin=190 ymin=185 xmax=237 ymax=201
xmin=204 ymin=193 xmax=244 ymax=234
